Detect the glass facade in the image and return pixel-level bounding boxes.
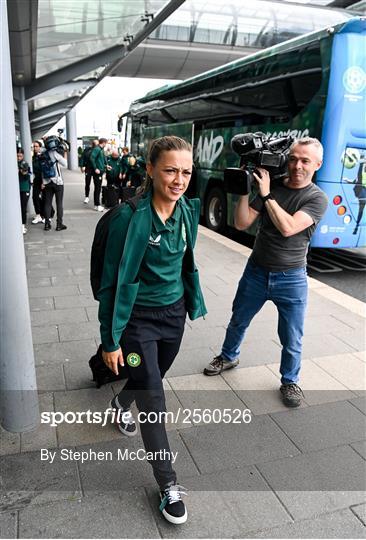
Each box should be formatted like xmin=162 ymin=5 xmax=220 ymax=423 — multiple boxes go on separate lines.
xmin=33 ymin=84 xmax=93 ymax=111
xmin=282 ymin=0 xmax=334 ymax=4
xmin=36 ymin=0 xmax=167 ymax=77
xmin=21 ymin=0 xmax=358 ymax=136
xmin=151 ymin=0 xmax=353 ymax=49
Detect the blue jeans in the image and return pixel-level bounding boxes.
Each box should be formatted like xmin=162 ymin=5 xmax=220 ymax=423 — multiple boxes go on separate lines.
xmin=221 ymin=259 xmax=308 ymax=384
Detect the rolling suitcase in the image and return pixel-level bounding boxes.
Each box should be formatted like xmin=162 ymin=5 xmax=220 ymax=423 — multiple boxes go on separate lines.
xmin=104 ymin=185 xmax=119 ymax=208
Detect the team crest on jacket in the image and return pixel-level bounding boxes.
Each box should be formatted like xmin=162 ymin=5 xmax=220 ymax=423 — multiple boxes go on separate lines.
xmin=127 ymin=352 xmax=141 ymax=367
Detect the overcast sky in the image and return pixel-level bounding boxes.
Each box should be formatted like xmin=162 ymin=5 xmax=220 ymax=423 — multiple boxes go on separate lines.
xmin=50 ymin=77 xmax=177 ymax=142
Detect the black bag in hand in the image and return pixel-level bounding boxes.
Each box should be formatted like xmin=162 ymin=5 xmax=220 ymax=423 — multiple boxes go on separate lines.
xmin=89 ymin=345 xmax=127 ymax=388
xmin=105 ymin=185 xmax=119 ymax=208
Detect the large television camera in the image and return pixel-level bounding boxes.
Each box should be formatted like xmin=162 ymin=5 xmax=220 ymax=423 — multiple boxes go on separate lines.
xmin=224 ymin=132 xmax=294 ymax=195
xmin=44 ymin=133 xmax=70 ymax=155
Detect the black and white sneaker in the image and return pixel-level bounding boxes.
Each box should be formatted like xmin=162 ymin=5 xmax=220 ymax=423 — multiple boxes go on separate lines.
xmin=280 ymin=383 xmax=304 ymax=408
xmin=203 ymin=354 xmax=239 ymax=376
xmin=159 ymin=484 xmax=187 ymax=524
xmin=109 ymin=395 xmax=137 ymax=436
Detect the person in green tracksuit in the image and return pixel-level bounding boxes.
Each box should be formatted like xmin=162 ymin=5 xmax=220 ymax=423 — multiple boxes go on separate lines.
xmin=119 ymin=146 xmax=131 ymax=181
xmin=99 ymin=135 xmax=207 ymax=525
xmin=103 ymin=148 xmax=123 ymax=206
xmin=105 ymin=149 xmax=122 ymax=187
xmin=124 ymin=154 xmax=146 ymax=189
xmin=89 ymin=137 xmax=107 ymax=211
xmin=17 ymin=148 xmax=31 ymax=234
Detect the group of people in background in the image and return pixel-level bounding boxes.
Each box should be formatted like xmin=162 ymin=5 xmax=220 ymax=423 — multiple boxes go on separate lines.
xmin=17 ymin=136 xmax=67 ymax=234
xmin=80 ymin=139 xmax=146 ymax=210
xmin=17 ymin=136 xmax=144 ymax=234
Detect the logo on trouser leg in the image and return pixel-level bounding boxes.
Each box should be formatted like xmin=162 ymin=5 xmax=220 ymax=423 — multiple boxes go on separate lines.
xmin=127 ymin=353 xmax=141 ymax=367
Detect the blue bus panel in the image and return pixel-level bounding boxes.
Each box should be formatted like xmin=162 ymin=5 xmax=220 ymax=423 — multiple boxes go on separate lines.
xmin=314 ymin=19 xmax=366 ymax=248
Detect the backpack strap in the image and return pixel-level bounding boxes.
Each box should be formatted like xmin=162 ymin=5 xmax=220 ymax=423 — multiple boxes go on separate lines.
xmin=125 ymin=192 xmax=144 ymax=211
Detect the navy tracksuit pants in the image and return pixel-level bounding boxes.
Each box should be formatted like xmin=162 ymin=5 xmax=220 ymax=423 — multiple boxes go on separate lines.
xmin=117 ymin=297 xmax=186 ymax=488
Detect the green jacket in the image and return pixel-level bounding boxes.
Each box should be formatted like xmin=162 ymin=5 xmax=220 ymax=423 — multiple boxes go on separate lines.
xmin=120 ymin=154 xmax=130 ymax=175
xmin=125 ymin=159 xmax=145 ymax=188
xmin=98 ymin=191 xmax=207 ymax=352
xmin=106 ymin=156 xmax=122 ymax=184
xmin=18 ymin=160 xmax=31 ymax=192
xmin=90 ymin=146 xmax=106 ymax=173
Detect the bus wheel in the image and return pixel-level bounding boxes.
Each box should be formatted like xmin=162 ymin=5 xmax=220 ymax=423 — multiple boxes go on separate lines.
xmin=205 ymin=187 xmax=227 ymax=233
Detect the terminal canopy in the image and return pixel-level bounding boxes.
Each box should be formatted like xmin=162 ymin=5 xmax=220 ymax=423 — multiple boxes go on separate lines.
xmin=7 ymin=0 xmax=363 ymax=139
xmin=9 ymin=0 xmax=183 ymax=139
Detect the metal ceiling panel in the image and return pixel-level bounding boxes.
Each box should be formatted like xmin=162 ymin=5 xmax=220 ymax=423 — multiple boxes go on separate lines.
xmin=8 ymin=0 xmax=185 ymax=137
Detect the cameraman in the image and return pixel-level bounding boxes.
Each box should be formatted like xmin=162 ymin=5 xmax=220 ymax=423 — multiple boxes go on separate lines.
xmin=41 ymin=136 xmax=68 ymax=231
xmin=203 ymin=137 xmax=328 ymax=408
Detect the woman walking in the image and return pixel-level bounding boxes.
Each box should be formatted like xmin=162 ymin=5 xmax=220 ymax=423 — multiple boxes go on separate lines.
xmin=98 ymin=135 xmax=207 ymax=524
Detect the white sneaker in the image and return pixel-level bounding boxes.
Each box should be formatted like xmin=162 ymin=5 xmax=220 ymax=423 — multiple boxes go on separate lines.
xmin=84 ymin=197 xmax=89 ymax=204
xmin=22 ymin=225 xmax=27 ymax=234
xmin=97 ymin=205 xmax=104 ymax=212
xmin=32 ymin=215 xmax=42 ymax=224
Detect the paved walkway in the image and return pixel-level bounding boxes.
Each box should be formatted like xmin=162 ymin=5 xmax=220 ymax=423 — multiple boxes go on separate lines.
xmin=1 ymin=170 xmax=365 ymax=538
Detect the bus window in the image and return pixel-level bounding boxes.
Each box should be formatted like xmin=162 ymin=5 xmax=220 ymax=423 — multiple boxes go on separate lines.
xmin=291 ymin=72 xmax=323 ymax=111
xmin=162 ymin=48 xmax=322 ymax=126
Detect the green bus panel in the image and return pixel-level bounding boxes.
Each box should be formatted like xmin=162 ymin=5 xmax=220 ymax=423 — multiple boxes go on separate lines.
xmin=141 ymin=123 xmax=194 ymax=159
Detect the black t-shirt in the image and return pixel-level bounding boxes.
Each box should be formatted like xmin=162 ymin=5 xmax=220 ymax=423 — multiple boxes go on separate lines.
xmin=250 ymin=182 xmax=328 ymax=271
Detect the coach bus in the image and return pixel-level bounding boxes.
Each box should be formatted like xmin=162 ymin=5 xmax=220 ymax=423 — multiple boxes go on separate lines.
xmin=123 ymin=18 xmax=366 ymax=248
